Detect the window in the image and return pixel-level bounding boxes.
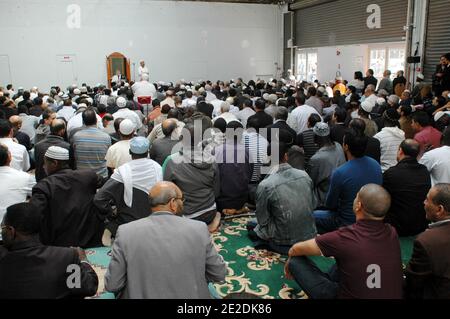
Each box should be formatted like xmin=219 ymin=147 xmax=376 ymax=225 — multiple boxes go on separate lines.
xmin=296 ymin=49 xmax=317 ymax=82
xmin=369 ymin=44 xmax=406 ymax=82
xmin=388 ymin=48 xmax=406 ymax=79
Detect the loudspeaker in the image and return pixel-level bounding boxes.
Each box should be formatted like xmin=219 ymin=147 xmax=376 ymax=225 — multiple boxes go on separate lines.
xmin=407 ymin=56 xmax=421 ymax=64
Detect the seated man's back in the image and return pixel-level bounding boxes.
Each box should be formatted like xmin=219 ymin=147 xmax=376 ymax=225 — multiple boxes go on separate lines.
xmin=256 ymin=163 xmax=317 ymax=246
xmin=105 ymin=182 xmax=226 ymax=299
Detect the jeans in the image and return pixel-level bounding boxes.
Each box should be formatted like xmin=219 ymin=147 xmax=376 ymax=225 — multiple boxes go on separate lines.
xmin=313 ymin=210 xmax=341 ymax=234
xmin=288 ymin=256 xmax=339 ymax=299
xmin=246 ymin=220 xmax=291 ymax=255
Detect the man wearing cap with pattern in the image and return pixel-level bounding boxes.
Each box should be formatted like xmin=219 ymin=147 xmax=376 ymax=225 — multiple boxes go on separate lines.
xmin=113 ymin=97 xmax=143 ymax=132
xmin=105 ymin=119 xmax=134 ymax=173
xmin=30 ymin=146 xmax=105 ymax=248
xmin=95 ymin=137 xmax=162 ymax=245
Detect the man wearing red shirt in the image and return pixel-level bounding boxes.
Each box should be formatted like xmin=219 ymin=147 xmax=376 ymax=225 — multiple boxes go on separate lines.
xmin=412 ymin=111 xmax=442 ymax=157
xmin=285 ymin=184 xmax=403 ymax=299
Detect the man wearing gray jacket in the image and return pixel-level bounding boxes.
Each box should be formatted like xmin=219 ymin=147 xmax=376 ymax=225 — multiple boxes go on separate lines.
xmin=104 ymin=181 xmax=227 ymax=299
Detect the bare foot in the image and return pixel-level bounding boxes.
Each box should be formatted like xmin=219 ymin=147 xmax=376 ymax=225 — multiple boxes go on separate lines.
xmin=208 ymin=212 xmax=222 ymax=233
xmin=102 ymin=229 xmax=113 ymax=247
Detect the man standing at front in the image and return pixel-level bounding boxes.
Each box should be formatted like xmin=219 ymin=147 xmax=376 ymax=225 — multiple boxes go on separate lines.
xmin=138 ymin=60 xmax=149 ymax=80
xmin=104 ymin=181 xmax=227 ymax=299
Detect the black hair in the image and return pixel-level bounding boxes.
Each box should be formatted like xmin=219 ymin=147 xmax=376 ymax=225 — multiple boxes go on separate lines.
xmin=400 ymin=139 xmax=420 ymax=158
xmin=0 ymin=143 xmax=9 ymax=166
xmin=82 ymin=108 xmax=97 ymax=126
xmin=4 ymin=203 xmax=41 ymax=235
xmin=411 ymin=111 xmax=431 ymax=127
xmin=343 ymin=128 xmax=368 ymax=158
xmin=399 ymin=105 xmax=412 ymax=117
xmin=333 ymin=108 xmax=347 ymax=123
xmin=0 ymin=119 xmax=12 ymax=137
xmin=308 ymin=113 xmax=321 ymax=127
xmin=152 ymin=99 xmax=160 ymax=107
xmin=295 ymin=93 xmax=306 ymax=106
xmin=255 ymin=98 xmax=266 ymax=110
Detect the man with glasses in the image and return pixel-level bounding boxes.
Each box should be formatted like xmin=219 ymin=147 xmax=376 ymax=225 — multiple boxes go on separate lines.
xmin=105 ymin=181 xmax=227 ymax=299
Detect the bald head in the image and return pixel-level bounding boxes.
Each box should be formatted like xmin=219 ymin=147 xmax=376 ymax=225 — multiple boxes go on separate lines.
xmin=9 ymin=115 xmax=22 ymax=129
xmin=50 ymin=119 xmax=66 ymax=136
xmin=162 ymin=119 xmax=176 ymax=137
xmin=355 ymin=184 xmax=391 ymax=219
xmin=149 ymin=181 xmax=183 ymax=215
xmin=399 ymin=139 xmax=420 ymax=160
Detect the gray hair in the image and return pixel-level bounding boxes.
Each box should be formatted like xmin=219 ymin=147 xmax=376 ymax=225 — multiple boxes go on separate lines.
xmin=150 ymin=188 xmax=178 ymax=207
xmin=220 ymin=101 xmax=230 ymax=113
xmin=275 ymin=106 xmax=289 ymax=121
xmin=432 ymin=184 xmax=450 ymax=214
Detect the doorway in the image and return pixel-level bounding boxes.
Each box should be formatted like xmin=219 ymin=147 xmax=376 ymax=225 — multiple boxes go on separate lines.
xmin=56 ymin=55 xmax=78 ymax=90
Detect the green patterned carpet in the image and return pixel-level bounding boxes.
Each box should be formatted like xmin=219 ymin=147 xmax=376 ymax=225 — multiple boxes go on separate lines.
xmin=85 ymin=216 xmax=415 ymax=299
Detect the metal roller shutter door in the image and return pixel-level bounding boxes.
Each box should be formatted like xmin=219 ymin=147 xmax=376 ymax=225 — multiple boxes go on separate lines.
xmin=423 ymin=0 xmax=450 ymax=82
xmin=293 ymin=0 xmax=408 ymax=48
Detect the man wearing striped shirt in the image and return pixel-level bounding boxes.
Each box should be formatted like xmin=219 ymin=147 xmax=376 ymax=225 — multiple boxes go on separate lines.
xmin=243 ymin=116 xmax=269 ymax=204
xmin=72 ymin=108 xmax=111 ymax=178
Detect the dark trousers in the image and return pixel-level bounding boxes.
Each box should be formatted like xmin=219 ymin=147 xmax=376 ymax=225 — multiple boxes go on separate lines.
xmin=288 ymin=256 xmax=339 ymax=299
xmin=246 ymin=220 xmax=291 ymax=255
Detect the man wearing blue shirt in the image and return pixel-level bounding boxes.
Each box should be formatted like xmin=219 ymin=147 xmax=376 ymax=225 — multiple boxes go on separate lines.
xmin=314 ymin=128 xmax=383 ymax=234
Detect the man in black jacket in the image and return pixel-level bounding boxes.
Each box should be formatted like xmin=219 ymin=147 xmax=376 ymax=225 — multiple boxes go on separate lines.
xmin=0 ymin=202 xmax=98 ymax=299
xmin=383 ymin=139 xmax=431 ymax=236
xmin=363 ymin=69 xmax=378 ymax=91
xmin=34 ymin=119 xmax=73 ymax=181
xmin=30 ymin=146 xmax=105 ymax=248
xmin=267 ymin=106 xmax=296 ymax=143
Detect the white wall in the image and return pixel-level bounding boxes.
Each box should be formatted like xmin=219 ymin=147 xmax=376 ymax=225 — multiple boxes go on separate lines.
xmin=0 ymin=0 xmax=282 ymax=90
xmin=316 ymin=45 xmax=369 ymax=83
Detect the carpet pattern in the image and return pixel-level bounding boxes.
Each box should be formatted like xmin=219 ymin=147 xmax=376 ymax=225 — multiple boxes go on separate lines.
xmin=85 ymin=216 xmax=415 ymax=299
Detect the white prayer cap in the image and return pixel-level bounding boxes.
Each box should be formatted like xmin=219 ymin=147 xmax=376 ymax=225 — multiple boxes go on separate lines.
xmin=73 ymin=88 xmax=81 ymax=95
xmin=268 ymin=94 xmax=278 ymax=103
xmin=119 ymin=119 xmax=135 ymax=135
xmin=263 ymin=93 xmax=270 ymax=101
xmin=45 ymin=146 xmax=69 ymax=161
xmin=117 ymin=97 xmax=127 ymax=108
xmin=180 ymin=84 xmax=186 ymax=90
xmin=361 ymin=100 xmax=374 ymax=113
xmin=80 ymin=87 xmax=88 ymax=94
xmin=417 ymin=73 xmax=425 ymax=80
xmin=226 ymin=97 xmax=234 ymax=105
xmin=58 ymin=91 xmax=64 ymax=97
xmin=71 ymin=84 xmax=78 ymax=88
xmin=77 ymin=103 xmax=87 ymax=109
xmin=86 ymin=97 xmax=93 ymax=105
xmin=124 ymin=83 xmax=130 ymax=87
xmin=18 ymin=87 xmax=24 ymax=90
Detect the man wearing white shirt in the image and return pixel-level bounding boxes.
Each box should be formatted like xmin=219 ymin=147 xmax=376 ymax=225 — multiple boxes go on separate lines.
xmin=181 ymin=91 xmax=197 ymax=108
xmin=419 ymin=127 xmax=450 ymax=186
xmin=131 ymin=74 xmax=156 ymax=101
xmin=0 ymin=119 xmax=30 ymax=172
xmin=138 ymin=60 xmax=149 ymax=80
xmin=56 ymin=99 xmax=76 ymax=122
xmin=0 ymin=144 xmax=36 ymax=240
xmin=113 ymin=97 xmax=142 ymax=132
xmin=213 ymin=102 xmax=238 ymax=124
xmin=361 ymin=85 xmax=378 ymax=107
xmin=287 ymin=94 xmax=322 ymax=134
